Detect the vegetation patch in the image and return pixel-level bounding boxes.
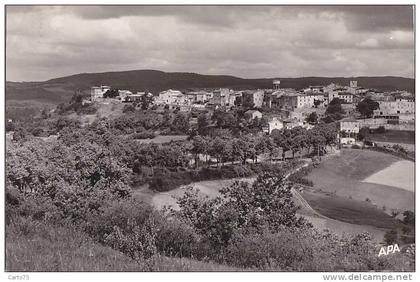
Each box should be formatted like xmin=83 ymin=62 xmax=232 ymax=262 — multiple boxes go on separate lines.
xmin=301 ymin=191 xmax=403 ymax=230
xmin=366 ymin=130 xmax=415 ymax=145
xmin=305 ymin=149 xmax=414 ymax=212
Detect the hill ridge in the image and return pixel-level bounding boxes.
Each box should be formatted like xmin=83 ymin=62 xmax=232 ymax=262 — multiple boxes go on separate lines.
xmin=6 ymin=69 xmax=415 ymax=103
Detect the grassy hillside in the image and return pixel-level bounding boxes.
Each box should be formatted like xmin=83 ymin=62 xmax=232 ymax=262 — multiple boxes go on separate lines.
xmin=301 ymin=191 xmax=403 ymax=229
xmin=6 ymin=217 xmax=241 ymax=272
xmin=366 ymin=130 xmax=415 ymax=144
xmin=6 ymin=70 xmax=415 ymax=103
xmin=305 ymin=149 xmax=414 ymax=212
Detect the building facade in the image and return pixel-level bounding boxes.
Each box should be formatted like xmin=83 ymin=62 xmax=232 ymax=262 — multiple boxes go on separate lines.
xmin=264 ymin=117 xmax=284 ymax=134
xmin=374 ymin=100 xmax=415 ymax=116
xmin=211 ymin=88 xmax=231 ymax=106
xmin=91 ymin=86 xmax=111 ymax=101
xmin=337 ymin=92 xmax=354 ymax=104
xmin=242 ymin=90 xmax=264 ymax=108
xmin=155 ymin=89 xmax=189 ymax=106
xmin=278 ymin=94 xmax=324 ymax=109
xmin=340 ymin=119 xmax=360 ymax=135
xmin=245 ymin=110 xmax=263 ymax=120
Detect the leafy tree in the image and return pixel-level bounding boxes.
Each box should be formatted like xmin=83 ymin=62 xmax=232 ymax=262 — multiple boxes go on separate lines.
xmin=375 ymin=126 xmax=386 ymax=134
xmin=316 ymin=122 xmax=337 ymax=148
xmin=290 ymin=126 xmax=309 ymax=158
xmin=140 ymin=94 xmax=153 ymax=110
xmin=12 ymin=127 xmax=29 ymax=142
xmin=153 ymin=143 xmax=190 ymax=168
xmin=197 ymin=113 xmax=211 ymax=134
xmin=357 ymin=98 xmax=379 ymax=118
xmin=209 ymin=137 xmax=227 ymax=167
xmin=55 ymin=117 xmax=81 ymax=133
xmin=103 ymin=88 xmax=120 ymax=99
xmin=191 ymin=135 xmax=210 ymax=168
xmin=231 ymin=138 xmax=246 ymax=164
xmin=324 ymin=98 xmax=345 ymax=122
xmin=256 ymin=135 xmax=276 ymax=162
xmin=306 ymin=112 xmax=318 ymax=125
xmin=216 ymin=112 xmax=237 ymax=129
xmin=261 ymin=136 xmax=277 ymax=162
xmin=272 ymin=129 xmax=293 ymax=160
xmin=403 ymin=211 xmax=415 ymax=225
xmin=172 ymin=112 xmax=190 ymax=134
xmin=56 ymin=93 xmax=93 ymax=115
xmin=308 ymin=130 xmax=327 ymax=157
xmin=174 ymin=172 xmax=308 ymax=248
xmin=220 ymin=139 xmax=234 ymax=165
xmin=6 ymin=137 xmax=132 ymax=223
xmin=222 ymin=173 xmax=308 ymax=231
xmin=358 ymin=127 xmax=370 ymax=141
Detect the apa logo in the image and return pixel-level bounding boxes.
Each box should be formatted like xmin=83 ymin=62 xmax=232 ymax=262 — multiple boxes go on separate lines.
xmin=378 ymin=244 xmax=400 ymax=257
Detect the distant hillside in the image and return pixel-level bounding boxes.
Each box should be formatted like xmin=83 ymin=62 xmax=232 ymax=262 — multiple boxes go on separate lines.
xmin=6 ymin=69 xmax=415 ymax=103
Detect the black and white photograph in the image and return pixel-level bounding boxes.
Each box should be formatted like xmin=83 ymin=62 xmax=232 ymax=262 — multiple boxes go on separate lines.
xmin=3 ymin=2 xmax=416 ymax=278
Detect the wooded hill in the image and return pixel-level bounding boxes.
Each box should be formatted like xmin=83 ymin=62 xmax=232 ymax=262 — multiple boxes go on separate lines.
xmin=6 ymin=69 xmax=415 ymax=103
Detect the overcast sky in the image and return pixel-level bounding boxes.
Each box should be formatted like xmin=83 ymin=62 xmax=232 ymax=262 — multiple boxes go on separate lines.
xmin=6 ymin=5 xmax=415 ymax=82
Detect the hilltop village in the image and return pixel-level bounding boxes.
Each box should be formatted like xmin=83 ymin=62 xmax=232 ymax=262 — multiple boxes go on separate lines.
xmin=88 ymin=80 xmax=415 ymax=146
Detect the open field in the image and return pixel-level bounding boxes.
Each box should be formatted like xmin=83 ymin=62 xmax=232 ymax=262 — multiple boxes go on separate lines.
xmin=363 ymin=160 xmax=414 ymax=192
xmin=305 ymin=149 xmax=414 ymax=212
xmin=133 ymin=149 xmax=413 ymax=243
xmin=292 ymin=189 xmax=390 ymax=242
xmin=301 ymin=214 xmax=388 ymax=242
xmin=301 ymin=191 xmax=403 ymax=230
xmin=151 ymin=177 xmax=255 ymax=210
xmin=144 ymin=175 xmax=397 ymax=243
xmin=366 ymin=130 xmax=415 ymax=144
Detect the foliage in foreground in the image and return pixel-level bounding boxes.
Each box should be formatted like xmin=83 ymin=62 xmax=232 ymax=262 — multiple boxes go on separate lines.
xmin=5 ymin=129 xmax=414 ymax=271
xmin=6 ymin=216 xmax=241 ymax=271
xmin=7 ymin=167 xmax=415 ymax=271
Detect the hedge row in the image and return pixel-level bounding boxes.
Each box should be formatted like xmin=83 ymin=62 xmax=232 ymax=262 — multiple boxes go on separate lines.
xmin=148 ymin=161 xmax=303 ymax=192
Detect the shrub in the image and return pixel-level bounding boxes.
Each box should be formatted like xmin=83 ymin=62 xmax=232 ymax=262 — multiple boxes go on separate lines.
xmin=384 ymin=229 xmax=398 ymax=245
xmin=367 ymin=146 xmax=414 ymax=161
xmin=32 ymin=127 xmax=46 ymax=137
xmin=147 ymin=161 xmax=305 ymax=192
xmin=288 ymin=166 xmax=313 ymax=187
xmin=104 ymin=221 xmax=157 ymax=260
xmin=374 ymin=126 xmax=386 ymax=134
xmin=84 ymin=199 xmax=154 ymax=243
xmin=77 ymin=104 xmax=97 ymax=115
xmin=223 ymin=229 xmax=411 ymax=271
xmin=392 ymin=144 xmax=407 ymax=154
xmin=123 ymin=104 xmax=136 ymax=113
xmin=155 ymin=217 xmax=203 ymax=258
xmin=403 ymin=211 xmax=415 ymax=225
xmin=83 ymin=199 xmax=159 ymax=260
xmin=224 ymin=228 xmax=316 ymax=270
xmin=5 ymin=188 xmax=63 ymax=225
xmin=132 ymin=130 xmax=156 ymax=140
